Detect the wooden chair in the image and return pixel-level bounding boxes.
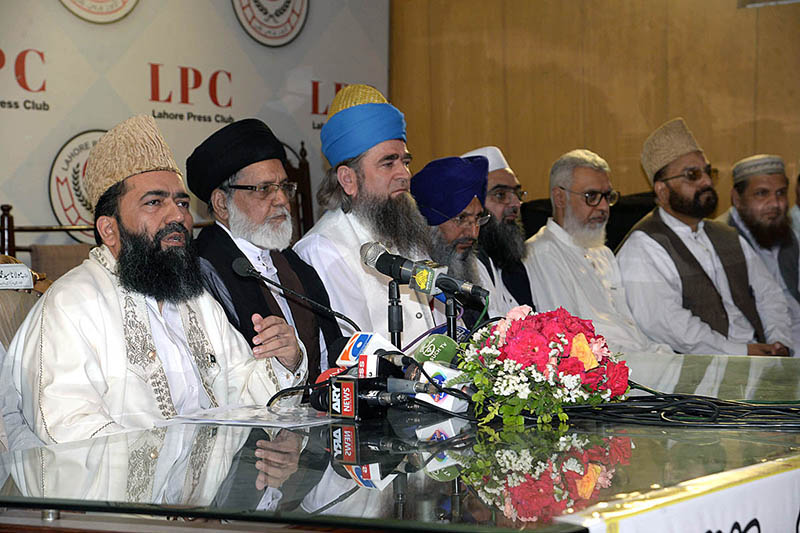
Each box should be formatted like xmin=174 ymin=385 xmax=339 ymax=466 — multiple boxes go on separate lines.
xmin=281 ymin=140 xmax=314 ymax=239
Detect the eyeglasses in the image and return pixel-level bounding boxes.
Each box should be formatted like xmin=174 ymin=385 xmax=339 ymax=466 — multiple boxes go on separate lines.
xmin=558 ymin=186 xmax=619 ymax=207
xmin=660 ymin=164 xmax=718 ymax=184
xmin=489 ymin=187 xmax=528 ymax=204
xmin=228 ymin=181 xmax=298 ymax=200
xmin=451 ymin=212 xmax=492 ymax=228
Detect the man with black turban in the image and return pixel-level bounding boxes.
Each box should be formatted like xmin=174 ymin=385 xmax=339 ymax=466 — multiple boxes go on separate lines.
xmin=187 ymin=119 xmax=341 ymax=381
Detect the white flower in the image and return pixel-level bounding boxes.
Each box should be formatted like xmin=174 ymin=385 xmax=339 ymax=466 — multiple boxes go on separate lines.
xmin=562 ymin=457 xmax=584 ymax=475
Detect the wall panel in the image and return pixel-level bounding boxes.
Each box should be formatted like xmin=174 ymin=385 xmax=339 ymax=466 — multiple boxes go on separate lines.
xmin=666 ymin=0 xmax=757 ymax=207
xmin=754 ymin=4 xmax=800 ymax=184
xmin=582 ymin=0 xmax=668 ymax=193
xmin=502 ymin=0 xmax=585 ymax=197
xmin=390 ymin=0 xmax=800 ymax=213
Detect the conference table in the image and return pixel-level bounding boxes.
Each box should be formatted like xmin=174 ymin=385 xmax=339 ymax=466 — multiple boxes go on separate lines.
xmin=0 ymin=352 xmax=798 ymax=532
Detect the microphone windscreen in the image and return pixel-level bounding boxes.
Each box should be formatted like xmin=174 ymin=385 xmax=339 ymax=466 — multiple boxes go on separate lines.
xmin=360 ymin=242 xmax=386 ymax=268
xmin=411 ymin=334 xmax=460 ymax=367
xmin=232 ymin=257 xmax=254 ymax=278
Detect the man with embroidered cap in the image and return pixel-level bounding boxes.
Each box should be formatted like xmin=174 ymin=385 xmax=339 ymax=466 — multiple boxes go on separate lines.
xmin=294 ymin=85 xmax=435 ymax=346
xmin=525 ymin=149 xmax=673 ymax=354
xmin=186 ymin=119 xmax=341 ymax=380
xmin=716 ymin=154 xmax=800 ymax=353
xmin=461 ymin=146 xmax=535 ymax=314
xmin=2 ymin=115 xmax=305 ymax=446
xmin=410 ymin=155 xmax=494 ymax=327
xmin=617 ymin=118 xmax=791 ymax=355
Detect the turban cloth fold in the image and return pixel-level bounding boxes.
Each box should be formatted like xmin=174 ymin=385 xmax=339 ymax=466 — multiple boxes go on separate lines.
xmin=411 ymin=156 xmax=489 ymax=226
xmin=186 ymin=118 xmax=287 ymax=203
xmin=321 ymin=103 xmax=406 ymax=168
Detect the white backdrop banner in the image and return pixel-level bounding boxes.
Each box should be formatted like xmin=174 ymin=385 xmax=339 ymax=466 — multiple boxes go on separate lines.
xmin=0 ymin=0 xmax=388 ymax=249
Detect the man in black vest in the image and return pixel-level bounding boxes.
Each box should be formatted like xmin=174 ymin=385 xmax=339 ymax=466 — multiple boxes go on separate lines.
xmin=187 ymin=119 xmax=342 ymax=383
xmin=462 ymin=146 xmax=535 ymax=313
xmin=717 ymin=154 xmax=799 ymax=353
xmin=617 ymin=118 xmax=791 ymax=356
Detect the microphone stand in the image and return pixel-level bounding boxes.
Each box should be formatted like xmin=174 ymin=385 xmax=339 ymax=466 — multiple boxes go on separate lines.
xmin=388 ymin=280 xmax=403 ymax=349
xmin=445 ymin=294 xmax=458 ymax=341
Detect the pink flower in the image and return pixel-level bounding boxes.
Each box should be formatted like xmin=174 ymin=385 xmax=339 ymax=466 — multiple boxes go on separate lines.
xmin=589 ymin=336 xmax=612 ymax=362
xmin=506 ymin=305 xmax=533 ymax=322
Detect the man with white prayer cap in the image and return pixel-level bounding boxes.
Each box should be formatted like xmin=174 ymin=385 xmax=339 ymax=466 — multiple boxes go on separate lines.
xmin=1 ymin=114 xmax=304 ymax=446
xmin=716 ymin=154 xmax=800 ymax=353
xmin=617 ymin=118 xmax=791 ymax=356
xmin=525 ymin=149 xmax=673 ymax=354
xmin=461 ymin=146 xmax=535 ymax=315
xmin=294 ymin=85 xmax=436 ymax=346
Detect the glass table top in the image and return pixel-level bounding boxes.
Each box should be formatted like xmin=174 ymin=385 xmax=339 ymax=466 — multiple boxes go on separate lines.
xmin=0 ymin=352 xmax=798 ymax=531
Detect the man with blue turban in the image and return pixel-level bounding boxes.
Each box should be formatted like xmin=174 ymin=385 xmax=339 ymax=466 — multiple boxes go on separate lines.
xmin=410 ymin=155 xmax=503 ymax=326
xmin=294 ymin=85 xmax=435 ymax=346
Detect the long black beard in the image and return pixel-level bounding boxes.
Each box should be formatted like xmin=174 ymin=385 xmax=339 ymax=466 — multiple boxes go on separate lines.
xmin=352 ymin=191 xmax=432 ymax=257
xmin=478 ymin=216 xmax=526 ymax=268
xmin=668 ymin=185 xmax=718 ymax=219
xmin=430 ymin=230 xmax=480 ymax=285
xmin=117 ymin=222 xmax=205 ymax=303
xmin=739 ymin=209 xmax=793 ymax=249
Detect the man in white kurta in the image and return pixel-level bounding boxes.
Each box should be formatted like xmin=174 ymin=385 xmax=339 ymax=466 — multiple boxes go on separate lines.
xmin=617 ymin=118 xmax=791 ymax=356
xmin=717 ymin=155 xmax=800 ymax=354
xmin=2 ymin=115 xmax=305 ymax=446
xmin=294 ymin=85 xmax=435 ymax=348
xmin=6 ymin=246 xmax=302 ymax=445
xmin=525 ymin=149 xmax=672 ymax=355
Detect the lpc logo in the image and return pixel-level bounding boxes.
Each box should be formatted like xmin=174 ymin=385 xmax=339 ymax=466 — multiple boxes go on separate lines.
xmin=232 ymin=0 xmax=308 ymax=47
xmin=48 ymin=130 xmax=106 ymax=244
xmin=59 ymin=0 xmax=138 ymax=24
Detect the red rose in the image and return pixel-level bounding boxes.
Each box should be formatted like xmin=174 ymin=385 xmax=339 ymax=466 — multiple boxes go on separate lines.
xmin=608 ymin=437 xmax=632 ymax=465
xmin=557 ymin=356 xmax=584 ymax=377
xmin=581 ymin=368 xmax=604 ymax=390
xmin=604 ymin=361 xmax=630 ymax=397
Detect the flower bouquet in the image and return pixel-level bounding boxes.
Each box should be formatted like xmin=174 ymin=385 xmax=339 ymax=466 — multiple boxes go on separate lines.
xmin=456 ymin=306 xmax=630 ymax=427
xmin=459 ymin=427 xmax=632 ymax=524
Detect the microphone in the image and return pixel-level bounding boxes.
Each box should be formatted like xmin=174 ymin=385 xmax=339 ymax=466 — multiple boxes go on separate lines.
xmin=313 ymin=374 xmax=411 ymax=420
xmin=232 ymin=257 xmax=361 ymax=332
xmin=360 ymin=242 xmax=490 ymax=299
xmin=335 ymin=331 xmax=404 ymax=367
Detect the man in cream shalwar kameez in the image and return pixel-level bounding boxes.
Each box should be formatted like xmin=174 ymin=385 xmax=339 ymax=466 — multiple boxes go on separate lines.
xmin=2 ymin=115 xmax=305 ymax=446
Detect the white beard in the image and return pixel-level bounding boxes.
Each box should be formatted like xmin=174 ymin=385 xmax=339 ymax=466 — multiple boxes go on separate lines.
xmin=227 ymin=202 xmax=293 ymax=251
xmin=563 ymin=203 xmax=607 ymax=249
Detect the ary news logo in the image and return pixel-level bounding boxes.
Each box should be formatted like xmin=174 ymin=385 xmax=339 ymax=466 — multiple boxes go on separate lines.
xmin=232 ymin=0 xmax=308 ymax=47
xmin=58 ymin=0 xmax=138 ymax=24
xmin=331 ymin=425 xmax=357 ymax=463
xmin=48 ymin=130 xmax=105 ymax=244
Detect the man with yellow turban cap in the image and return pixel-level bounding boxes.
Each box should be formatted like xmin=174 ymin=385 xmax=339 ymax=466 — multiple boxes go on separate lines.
xmin=294 ymin=85 xmax=436 ymax=345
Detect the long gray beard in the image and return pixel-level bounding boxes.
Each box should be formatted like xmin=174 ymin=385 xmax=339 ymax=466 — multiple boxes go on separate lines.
xmin=352 ymin=190 xmax=432 ymax=257
xmin=227 ymin=202 xmax=293 ymax=251
xmin=430 ymin=228 xmax=480 ymax=285
xmin=478 ymin=216 xmax=526 ymax=268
